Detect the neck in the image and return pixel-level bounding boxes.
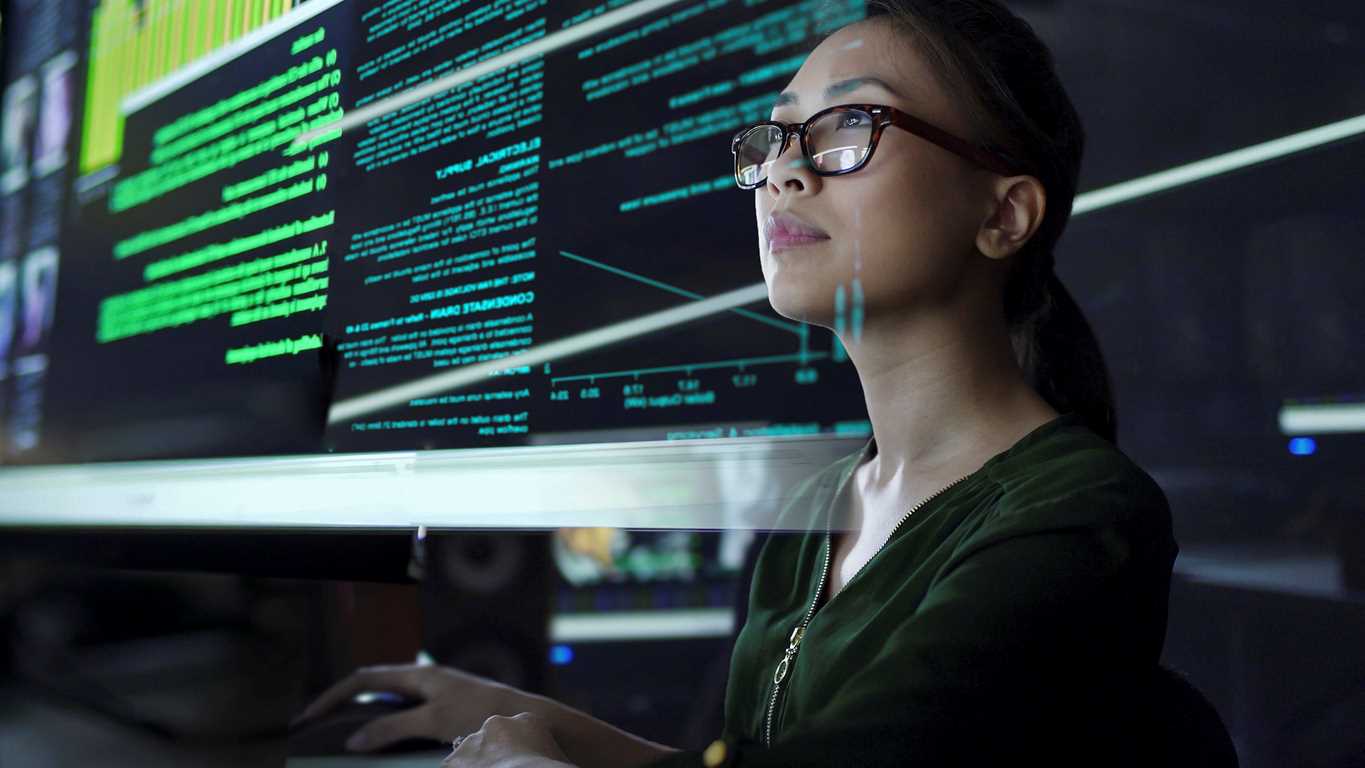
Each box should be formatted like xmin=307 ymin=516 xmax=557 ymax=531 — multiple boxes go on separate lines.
xmin=838 ymin=299 xmax=1057 ymax=489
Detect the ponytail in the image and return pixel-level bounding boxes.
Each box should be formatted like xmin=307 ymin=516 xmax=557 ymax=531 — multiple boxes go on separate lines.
xmin=1019 ymin=273 xmax=1118 ymax=444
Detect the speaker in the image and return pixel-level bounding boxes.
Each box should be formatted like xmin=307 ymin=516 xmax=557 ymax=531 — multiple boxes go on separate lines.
xmin=420 ymin=532 xmax=552 ymax=694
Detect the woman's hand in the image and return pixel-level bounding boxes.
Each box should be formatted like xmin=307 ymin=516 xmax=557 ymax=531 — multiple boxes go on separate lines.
xmin=293 ymin=663 xmax=521 ymax=752
xmin=443 ymin=712 xmax=575 ymax=767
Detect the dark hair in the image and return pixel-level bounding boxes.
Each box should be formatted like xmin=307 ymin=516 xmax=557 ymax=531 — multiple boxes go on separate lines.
xmin=859 ymin=0 xmax=1118 ymax=444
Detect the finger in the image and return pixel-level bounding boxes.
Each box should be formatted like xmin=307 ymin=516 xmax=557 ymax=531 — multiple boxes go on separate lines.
xmin=344 ymin=708 xmax=430 ymax=752
xmin=293 ymin=665 xmax=431 ymax=725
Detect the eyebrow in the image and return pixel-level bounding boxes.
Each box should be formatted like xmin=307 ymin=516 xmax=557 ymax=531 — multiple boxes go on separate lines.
xmin=773 ymin=76 xmax=903 ymax=108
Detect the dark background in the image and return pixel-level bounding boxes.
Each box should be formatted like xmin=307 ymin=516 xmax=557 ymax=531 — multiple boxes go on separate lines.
xmin=1 ymin=0 xmax=1363 ymax=766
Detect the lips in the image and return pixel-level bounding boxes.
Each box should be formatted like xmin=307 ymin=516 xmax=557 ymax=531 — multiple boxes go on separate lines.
xmin=764 ymin=211 xmax=830 ymax=250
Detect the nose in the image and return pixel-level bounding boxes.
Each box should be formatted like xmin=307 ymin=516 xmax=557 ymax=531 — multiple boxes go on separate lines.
xmin=765 ymin=135 xmax=820 ymax=198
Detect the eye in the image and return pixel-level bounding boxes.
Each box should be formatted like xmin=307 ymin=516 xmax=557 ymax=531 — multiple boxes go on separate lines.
xmin=838 ymin=113 xmax=870 ymax=129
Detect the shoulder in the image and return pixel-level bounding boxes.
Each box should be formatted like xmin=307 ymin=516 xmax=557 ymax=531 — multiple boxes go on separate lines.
xmin=985 ymin=420 xmax=1170 ymax=527
xmin=969 ymin=420 xmax=1177 ymax=567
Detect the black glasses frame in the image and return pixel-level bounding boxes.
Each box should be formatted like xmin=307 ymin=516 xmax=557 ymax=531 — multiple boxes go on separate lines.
xmin=730 ymin=103 xmax=1020 ymax=190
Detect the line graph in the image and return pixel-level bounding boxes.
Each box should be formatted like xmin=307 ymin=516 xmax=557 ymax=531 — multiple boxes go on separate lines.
xmin=558 ymin=250 xmax=802 ymax=336
xmin=551 ymin=250 xmax=825 ymax=389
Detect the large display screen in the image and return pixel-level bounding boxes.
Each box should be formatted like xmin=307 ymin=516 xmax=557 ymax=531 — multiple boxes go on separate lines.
xmin=9 ymin=0 xmax=873 ymax=466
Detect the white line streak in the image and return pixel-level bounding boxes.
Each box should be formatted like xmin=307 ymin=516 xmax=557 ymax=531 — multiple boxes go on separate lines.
xmin=1278 ymin=402 xmax=1365 ymax=435
xmin=550 ymin=609 xmax=735 ymax=642
xmin=0 ymin=434 xmax=860 ymax=529
xmin=328 ymin=283 xmax=769 ymax=424
xmin=1074 ymin=112 xmax=1365 ymax=214
xmin=289 ymin=0 xmax=690 ymax=150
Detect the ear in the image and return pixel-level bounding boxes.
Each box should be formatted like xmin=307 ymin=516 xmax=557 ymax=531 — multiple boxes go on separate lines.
xmin=976 ymin=175 xmax=1046 ymax=261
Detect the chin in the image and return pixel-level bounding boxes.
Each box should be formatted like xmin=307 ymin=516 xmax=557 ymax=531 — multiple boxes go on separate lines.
xmin=763 ymin=275 xmax=838 ymax=329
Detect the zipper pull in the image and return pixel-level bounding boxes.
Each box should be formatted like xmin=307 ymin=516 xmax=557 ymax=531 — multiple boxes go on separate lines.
xmin=772 ymin=624 xmax=806 ymax=685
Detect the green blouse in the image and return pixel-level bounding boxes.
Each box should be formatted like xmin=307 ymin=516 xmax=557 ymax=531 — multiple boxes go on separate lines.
xmin=646 ymin=412 xmax=1179 ymax=767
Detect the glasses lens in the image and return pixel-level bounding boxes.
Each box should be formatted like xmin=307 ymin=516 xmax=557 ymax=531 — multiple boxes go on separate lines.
xmin=735 ymin=124 xmax=783 ymax=187
xmin=807 ymin=109 xmax=873 ymax=172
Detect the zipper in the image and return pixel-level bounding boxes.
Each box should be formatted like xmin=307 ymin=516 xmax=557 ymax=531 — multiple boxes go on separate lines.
xmin=762 ymin=468 xmax=975 ymax=746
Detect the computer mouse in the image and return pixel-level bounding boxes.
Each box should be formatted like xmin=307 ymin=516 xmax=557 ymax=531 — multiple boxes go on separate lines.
xmin=288 ymin=693 xmax=452 ymax=756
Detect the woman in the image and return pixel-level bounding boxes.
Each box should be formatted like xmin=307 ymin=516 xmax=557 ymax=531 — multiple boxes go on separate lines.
xmin=295 ymin=2 xmax=1178 ymax=765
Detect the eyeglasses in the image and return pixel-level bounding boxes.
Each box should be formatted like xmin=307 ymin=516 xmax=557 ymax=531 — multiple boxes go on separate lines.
xmin=730 ymin=103 xmax=1019 ymax=190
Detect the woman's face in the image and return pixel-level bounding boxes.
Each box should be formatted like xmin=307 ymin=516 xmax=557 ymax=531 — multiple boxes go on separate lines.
xmin=756 ymin=20 xmax=998 ymax=331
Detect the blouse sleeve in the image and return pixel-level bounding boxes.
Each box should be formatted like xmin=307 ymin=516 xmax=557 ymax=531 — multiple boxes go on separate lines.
xmin=646 ymin=484 xmax=1178 ymax=768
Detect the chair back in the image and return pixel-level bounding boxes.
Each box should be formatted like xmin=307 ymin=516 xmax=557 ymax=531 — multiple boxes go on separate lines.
xmin=1143 ymin=664 xmax=1239 ymax=768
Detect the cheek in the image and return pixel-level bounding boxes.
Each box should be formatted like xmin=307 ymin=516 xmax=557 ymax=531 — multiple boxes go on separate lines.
xmin=840 ymin=170 xmax=972 ymax=306
xmin=839 ymin=180 xmax=918 ymax=278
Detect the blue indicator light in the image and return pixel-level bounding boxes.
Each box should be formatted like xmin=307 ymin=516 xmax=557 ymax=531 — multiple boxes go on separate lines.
xmin=1288 ymin=437 xmax=1316 ymax=456
xmin=550 ymin=644 xmax=574 ymax=666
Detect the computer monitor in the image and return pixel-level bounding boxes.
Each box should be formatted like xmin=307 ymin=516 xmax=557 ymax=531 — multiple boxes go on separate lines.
xmin=0 ymin=0 xmax=874 ymax=531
